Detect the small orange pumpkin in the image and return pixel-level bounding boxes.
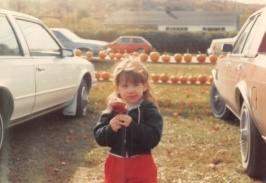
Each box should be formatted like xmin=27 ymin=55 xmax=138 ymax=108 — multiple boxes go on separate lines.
xmin=139 ymin=53 xmax=148 ymax=62
xmin=170 ymin=75 xmax=178 ymax=84
xmin=208 ymin=76 xmax=214 ymax=84
xmin=188 ymin=75 xmax=197 ymax=84
xmin=115 ymin=53 xmax=123 ymax=61
xmin=184 ymin=53 xmax=192 ymax=63
xmin=197 ymin=54 xmax=206 ymax=64
xmin=209 ymin=55 xmax=218 ymax=65
xmin=108 ymin=52 xmax=115 ymax=60
xmin=74 ymin=48 xmax=82 ymax=57
xmin=161 ymin=54 xmax=171 ymax=63
xmin=86 ymin=51 xmax=93 ymax=61
xmin=174 ymin=53 xmax=182 ymax=63
xmin=95 ymin=71 xmax=101 ymax=80
xmin=99 ymin=50 xmax=107 ymax=60
xmin=149 ymin=52 xmax=160 ymax=63
xmin=101 ymin=71 xmax=110 ymax=81
xmin=179 ymin=76 xmax=188 ymax=84
xmin=151 ymin=74 xmax=160 ymax=83
xmin=160 ymin=73 xmax=169 ymax=83
xmin=198 ymin=75 xmax=208 ymax=84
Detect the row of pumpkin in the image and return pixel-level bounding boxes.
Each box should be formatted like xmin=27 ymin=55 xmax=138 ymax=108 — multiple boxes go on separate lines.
xmin=96 ymin=71 xmax=213 ymax=85
xmin=74 ymin=49 xmax=219 ymax=65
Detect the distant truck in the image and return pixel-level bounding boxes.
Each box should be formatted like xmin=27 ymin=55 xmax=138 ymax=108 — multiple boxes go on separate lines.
xmin=207 ymin=37 xmax=236 ymax=55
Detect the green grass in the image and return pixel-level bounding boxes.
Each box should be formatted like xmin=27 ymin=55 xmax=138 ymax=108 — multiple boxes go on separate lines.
xmin=85 ymin=61 xmax=251 ymax=182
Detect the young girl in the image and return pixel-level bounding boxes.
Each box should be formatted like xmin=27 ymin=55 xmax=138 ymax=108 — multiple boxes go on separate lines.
xmin=94 ymin=59 xmax=163 ymax=183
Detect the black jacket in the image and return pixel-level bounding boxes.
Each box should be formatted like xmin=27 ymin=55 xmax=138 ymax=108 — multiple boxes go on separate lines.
xmin=93 ymin=100 xmax=163 ymax=157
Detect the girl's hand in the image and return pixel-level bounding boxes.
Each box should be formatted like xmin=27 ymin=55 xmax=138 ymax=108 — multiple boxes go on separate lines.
xmin=109 ymin=116 xmax=122 ymax=132
xmin=116 ymin=114 xmax=132 ymax=127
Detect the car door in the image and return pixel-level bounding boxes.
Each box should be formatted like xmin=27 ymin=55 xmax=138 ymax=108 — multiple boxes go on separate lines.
xmin=16 ymin=19 xmax=78 ymax=113
xmin=0 ymin=14 xmax=35 ymax=120
xmin=222 ymin=14 xmax=259 ymax=113
xmin=132 ymin=38 xmax=144 ymax=52
xmin=118 ymin=37 xmax=131 ymax=53
xmin=240 ymin=13 xmax=266 ymax=136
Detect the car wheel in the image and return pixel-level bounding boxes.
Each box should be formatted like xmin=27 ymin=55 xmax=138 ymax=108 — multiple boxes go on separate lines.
xmin=0 ymin=114 xmax=6 ymax=151
xmin=240 ymin=102 xmax=266 ymax=179
xmin=76 ymin=79 xmax=90 ymax=117
xmin=210 ymin=83 xmax=233 ymax=120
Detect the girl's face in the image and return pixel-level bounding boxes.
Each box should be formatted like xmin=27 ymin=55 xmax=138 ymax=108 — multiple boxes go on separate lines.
xmin=117 ymin=80 xmax=147 ymax=106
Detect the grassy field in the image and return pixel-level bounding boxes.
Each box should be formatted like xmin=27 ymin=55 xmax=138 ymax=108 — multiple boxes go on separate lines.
xmin=2 ymin=60 xmax=252 ymax=182
xmin=85 ymin=60 xmax=251 ymax=182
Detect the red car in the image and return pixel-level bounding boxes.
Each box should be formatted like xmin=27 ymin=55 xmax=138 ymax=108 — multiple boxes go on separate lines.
xmin=108 ymin=36 xmax=153 ymax=53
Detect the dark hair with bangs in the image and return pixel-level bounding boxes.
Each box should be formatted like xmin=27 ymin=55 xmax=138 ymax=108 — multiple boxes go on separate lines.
xmin=106 ymin=59 xmax=158 ymax=108
xmin=115 ymin=70 xmax=147 ymax=86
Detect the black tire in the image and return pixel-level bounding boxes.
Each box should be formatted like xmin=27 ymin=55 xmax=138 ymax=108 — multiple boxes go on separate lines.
xmin=0 ymin=114 xmax=6 ymax=152
xmin=240 ymin=102 xmax=266 ymax=179
xmin=210 ymin=83 xmax=234 ymax=120
xmin=76 ymin=79 xmax=90 ymax=117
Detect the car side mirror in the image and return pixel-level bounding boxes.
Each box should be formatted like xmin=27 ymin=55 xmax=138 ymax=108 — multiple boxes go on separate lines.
xmin=61 ymin=48 xmax=74 ymax=57
xmin=222 ymin=44 xmax=233 ymax=53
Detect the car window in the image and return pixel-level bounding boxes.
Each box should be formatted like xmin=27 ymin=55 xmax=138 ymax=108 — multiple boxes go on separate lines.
xmin=233 ymin=15 xmax=257 ymax=54
xmin=118 ymin=38 xmax=130 ymax=44
xmin=0 ymin=15 xmax=21 ymax=56
xmin=53 ymin=31 xmax=69 ymax=42
xmin=132 ymin=38 xmax=144 ymax=43
xmin=242 ymin=15 xmax=264 ymax=55
xmin=16 ymin=19 xmax=60 ymax=56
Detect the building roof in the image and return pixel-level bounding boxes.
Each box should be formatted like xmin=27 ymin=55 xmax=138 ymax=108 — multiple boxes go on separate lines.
xmin=105 ymin=10 xmax=239 ymax=27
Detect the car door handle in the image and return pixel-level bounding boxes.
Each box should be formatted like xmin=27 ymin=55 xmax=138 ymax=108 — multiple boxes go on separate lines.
xmin=37 ymin=67 xmax=45 ymax=72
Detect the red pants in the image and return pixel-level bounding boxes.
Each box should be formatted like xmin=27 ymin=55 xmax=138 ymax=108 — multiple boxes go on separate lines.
xmin=104 ymin=154 xmax=157 ymax=183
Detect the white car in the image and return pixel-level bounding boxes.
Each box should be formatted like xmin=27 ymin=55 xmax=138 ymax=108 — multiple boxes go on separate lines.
xmin=51 ymin=28 xmax=109 ymax=55
xmin=0 ymin=9 xmax=96 ymax=149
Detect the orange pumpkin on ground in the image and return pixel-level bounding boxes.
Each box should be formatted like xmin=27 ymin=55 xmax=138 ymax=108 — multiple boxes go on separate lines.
xmin=197 ymin=54 xmax=206 ymax=64
xmin=101 ymin=71 xmax=111 ymax=81
xmin=184 ymin=53 xmax=192 ymax=63
xmin=174 ymin=54 xmax=182 ymax=63
xmin=198 ymin=75 xmax=208 ymax=84
xmin=159 ymin=73 xmax=169 ymax=83
xmin=108 ymin=52 xmax=115 ymax=60
xmin=161 ymin=54 xmax=171 ymax=63
xmin=74 ymin=48 xmax=82 ymax=57
xmin=151 ymin=74 xmax=160 ymax=83
xmin=208 ymin=76 xmax=213 ymax=84
xmin=209 ymin=55 xmax=218 ymax=65
xmin=86 ymin=51 xmax=93 ymax=61
xmin=99 ymin=50 xmax=107 ymax=60
xmin=179 ymin=76 xmax=188 ymax=84
xmin=95 ymin=71 xmax=101 ymax=80
xmin=188 ymin=76 xmax=197 ymax=84
xmin=139 ymin=53 xmax=148 ymax=62
xmin=149 ymin=52 xmax=160 ymax=63
xmin=115 ymin=53 xmax=122 ymax=61
xmin=170 ymin=75 xmax=178 ymax=84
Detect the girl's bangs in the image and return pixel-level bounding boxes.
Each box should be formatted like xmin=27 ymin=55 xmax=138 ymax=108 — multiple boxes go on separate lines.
xmin=117 ymin=71 xmax=145 ymax=85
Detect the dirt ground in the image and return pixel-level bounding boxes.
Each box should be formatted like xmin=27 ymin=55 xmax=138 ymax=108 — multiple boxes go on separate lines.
xmin=0 ymin=109 xmax=99 ymax=183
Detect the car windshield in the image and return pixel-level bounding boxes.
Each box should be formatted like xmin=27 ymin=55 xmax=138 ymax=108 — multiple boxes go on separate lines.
xmin=59 ymin=29 xmax=81 ymax=41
